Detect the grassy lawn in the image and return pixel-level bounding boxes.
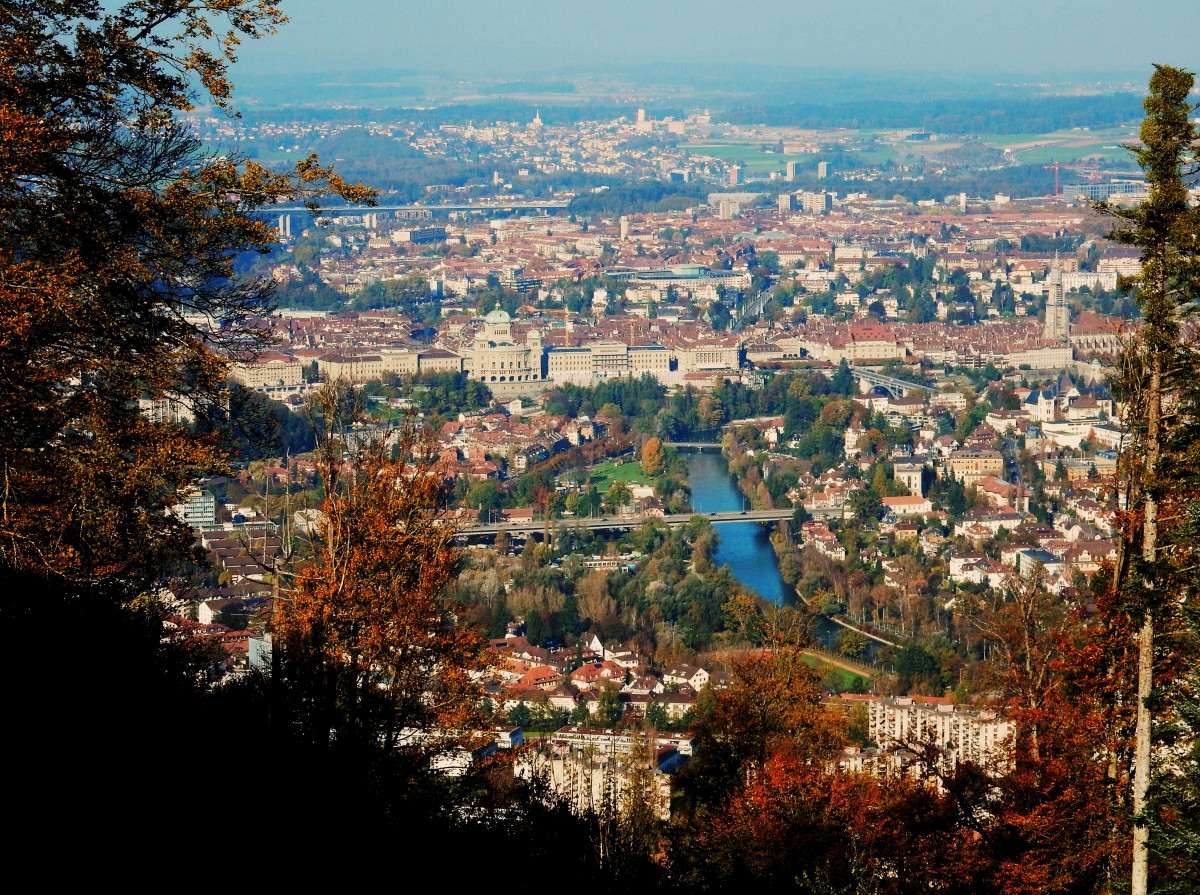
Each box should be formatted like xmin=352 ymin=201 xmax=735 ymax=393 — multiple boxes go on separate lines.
xmin=803 ymin=654 xmax=870 ymax=693
xmin=585 ymin=459 xmax=653 ymax=491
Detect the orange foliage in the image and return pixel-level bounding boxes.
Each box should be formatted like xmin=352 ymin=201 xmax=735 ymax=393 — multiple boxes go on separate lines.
xmin=692 ymin=756 xmax=990 ymax=893
xmin=276 ymin=415 xmax=484 ymax=755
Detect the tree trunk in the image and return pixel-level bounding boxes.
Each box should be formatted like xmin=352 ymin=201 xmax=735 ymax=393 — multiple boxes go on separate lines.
xmin=1131 ymin=354 xmax=1161 ymax=895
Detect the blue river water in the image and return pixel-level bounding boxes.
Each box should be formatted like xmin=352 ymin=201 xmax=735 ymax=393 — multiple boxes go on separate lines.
xmin=684 ymin=451 xmax=788 ymax=605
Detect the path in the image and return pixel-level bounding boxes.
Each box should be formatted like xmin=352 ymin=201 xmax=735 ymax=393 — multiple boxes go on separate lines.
xmin=802 ymin=647 xmax=877 ymax=680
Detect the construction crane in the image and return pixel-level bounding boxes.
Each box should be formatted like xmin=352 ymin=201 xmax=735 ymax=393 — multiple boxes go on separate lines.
xmin=1043 ymin=163 xmax=1061 ymax=196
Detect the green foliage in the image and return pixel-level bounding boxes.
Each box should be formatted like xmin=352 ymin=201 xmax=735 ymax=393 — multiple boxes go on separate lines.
xmin=568 ymin=181 xmax=707 ymax=216
xmin=543 ymin=373 xmax=667 ymax=420
xmin=848 ymin=487 xmax=885 ymax=524
xmin=888 ymin=643 xmax=945 ymax=695
xmin=364 ymin=371 xmax=492 ymax=425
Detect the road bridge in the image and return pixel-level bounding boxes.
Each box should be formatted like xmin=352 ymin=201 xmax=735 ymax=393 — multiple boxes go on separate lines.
xmin=849 ymin=367 xmax=933 ymax=398
xmin=454 ymin=508 xmax=795 ymax=539
xmin=664 ymin=442 xmax=723 ymax=452
xmin=267 ymin=200 xmax=570 ymax=217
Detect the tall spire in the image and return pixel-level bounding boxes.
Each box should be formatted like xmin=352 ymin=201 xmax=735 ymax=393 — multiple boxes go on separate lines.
xmin=1044 ymin=251 xmax=1068 ymax=342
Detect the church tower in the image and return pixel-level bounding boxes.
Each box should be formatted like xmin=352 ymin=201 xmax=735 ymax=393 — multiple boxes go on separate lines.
xmin=1043 ymin=257 xmax=1069 ymax=342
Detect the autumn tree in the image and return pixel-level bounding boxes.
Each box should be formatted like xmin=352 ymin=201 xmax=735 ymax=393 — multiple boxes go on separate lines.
xmin=1098 ymin=64 xmax=1200 ymax=895
xmin=965 ymin=566 xmax=1129 ymax=892
xmin=673 ymin=602 xmax=844 ymax=820
xmin=274 ymin=383 xmax=485 ymax=772
xmin=0 ymin=1 xmax=373 ymax=590
xmin=681 ymin=756 xmax=992 ymax=894
xmin=641 ymin=436 xmax=664 ymax=476
xmin=2 ymin=1 xmax=373 ymax=862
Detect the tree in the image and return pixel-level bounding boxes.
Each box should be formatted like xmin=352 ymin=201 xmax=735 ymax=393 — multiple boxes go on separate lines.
xmin=848 ymin=487 xmax=885 ymax=524
xmin=595 ymin=682 xmax=623 ymax=727
xmin=275 ymin=384 xmax=484 ymax=769
xmin=606 ymin=480 xmax=634 ymax=514
xmin=834 ymin=629 xmax=870 ymax=663
xmin=1098 ymin=64 xmax=1200 ymax=895
xmin=508 ymin=701 xmax=533 ymax=729
xmin=0 ymin=1 xmax=373 ymax=589
xmin=645 ymin=700 xmax=670 ymax=731
xmin=641 ymin=436 xmax=664 ymax=476
xmin=964 ymin=567 xmax=1063 ymax=762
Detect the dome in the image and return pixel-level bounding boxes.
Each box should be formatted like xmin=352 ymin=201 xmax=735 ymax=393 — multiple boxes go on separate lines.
xmin=484 ymin=307 xmax=511 ymax=325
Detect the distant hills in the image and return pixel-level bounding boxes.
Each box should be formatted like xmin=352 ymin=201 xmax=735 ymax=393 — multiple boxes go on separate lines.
xmin=232 ymin=65 xmax=1145 ymax=134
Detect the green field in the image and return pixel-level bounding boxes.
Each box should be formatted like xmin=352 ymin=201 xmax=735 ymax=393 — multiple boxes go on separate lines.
xmin=682 ymin=126 xmax=1140 ymax=175
xmin=978 ymin=127 xmax=1138 ymax=166
xmin=803 ymin=654 xmax=871 ymax=693
xmin=680 ymin=143 xmax=816 ymax=174
xmin=583 ymin=459 xmax=653 ymax=491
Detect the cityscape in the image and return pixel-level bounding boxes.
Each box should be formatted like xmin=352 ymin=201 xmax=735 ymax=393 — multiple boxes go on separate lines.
xmin=7 ymin=1 xmax=1200 ymax=889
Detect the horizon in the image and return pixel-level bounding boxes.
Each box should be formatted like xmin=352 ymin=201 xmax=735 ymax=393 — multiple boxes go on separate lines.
xmin=228 ymin=0 xmax=1200 ymax=82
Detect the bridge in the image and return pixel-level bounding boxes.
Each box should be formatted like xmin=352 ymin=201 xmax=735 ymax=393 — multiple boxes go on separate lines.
xmin=267 ymin=200 xmax=571 ymax=218
xmin=454 ymin=508 xmax=795 ymax=539
xmin=849 ymin=367 xmax=933 ymax=398
xmin=664 ymin=441 xmax=723 ymax=452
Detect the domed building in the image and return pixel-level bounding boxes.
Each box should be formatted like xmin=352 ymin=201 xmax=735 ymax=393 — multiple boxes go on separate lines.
xmin=463 ymin=306 xmax=545 ymax=396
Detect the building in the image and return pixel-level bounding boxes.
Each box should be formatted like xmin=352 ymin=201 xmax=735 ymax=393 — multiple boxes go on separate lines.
xmin=172 ymin=487 xmax=216 ymax=530
xmin=546 ymin=341 xmax=671 ymax=386
xmin=817 ymin=161 xmax=831 ymax=179
xmin=947 ymin=449 xmax=1006 ymax=486
xmin=777 ymin=193 xmax=795 ymax=214
xmin=514 ymin=728 xmax=688 ymax=821
xmin=882 ymin=495 xmax=933 ymax=517
xmin=785 ymin=160 xmax=800 ymax=181
xmin=800 ymin=191 xmax=832 ymax=214
xmin=893 ymin=459 xmax=927 ymax=496
xmin=316 ymin=350 xmax=419 ymax=383
xmin=1043 ymin=262 xmax=1069 ymax=342
xmin=461 ymin=306 xmax=546 ymax=396
xmin=229 ymin=352 xmax=304 ymax=394
xmin=727 ymin=165 xmax=742 ymax=186
xmin=868 ymin=696 xmax=1013 ymax=777
xmin=393 ymin=226 xmax=446 ymax=245
xmin=138 ymin=393 xmax=196 ymax=425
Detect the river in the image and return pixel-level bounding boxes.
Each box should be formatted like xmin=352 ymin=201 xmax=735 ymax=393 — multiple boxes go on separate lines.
xmin=684 ymin=450 xmax=788 ymax=605
xmin=684 ymin=450 xmax=849 ymax=651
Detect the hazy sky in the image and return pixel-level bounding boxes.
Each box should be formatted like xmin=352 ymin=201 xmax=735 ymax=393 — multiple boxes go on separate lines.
xmin=230 ymin=0 xmax=1200 ymax=79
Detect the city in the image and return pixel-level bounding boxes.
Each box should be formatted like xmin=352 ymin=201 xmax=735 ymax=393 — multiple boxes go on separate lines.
xmin=5 ymin=1 xmax=1200 ymax=890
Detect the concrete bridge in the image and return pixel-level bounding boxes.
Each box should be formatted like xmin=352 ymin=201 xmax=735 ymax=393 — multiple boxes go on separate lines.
xmin=268 ymin=200 xmax=570 ymax=218
xmin=454 ymin=508 xmax=795 ymax=539
xmin=849 ymin=367 xmax=933 ymax=398
xmin=664 ymin=441 xmax=723 ymax=452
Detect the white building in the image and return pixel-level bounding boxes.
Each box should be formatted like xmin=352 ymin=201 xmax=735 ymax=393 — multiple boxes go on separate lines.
xmin=461 ymin=307 xmax=545 ymax=396
xmin=546 ymin=341 xmax=671 ymax=387
xmin=868 ymin=696 xmax=1013 ymax=777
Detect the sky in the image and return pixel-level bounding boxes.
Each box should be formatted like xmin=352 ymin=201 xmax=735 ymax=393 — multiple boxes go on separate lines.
xmin=229 ymin=0 xmax=1200 ymax=80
